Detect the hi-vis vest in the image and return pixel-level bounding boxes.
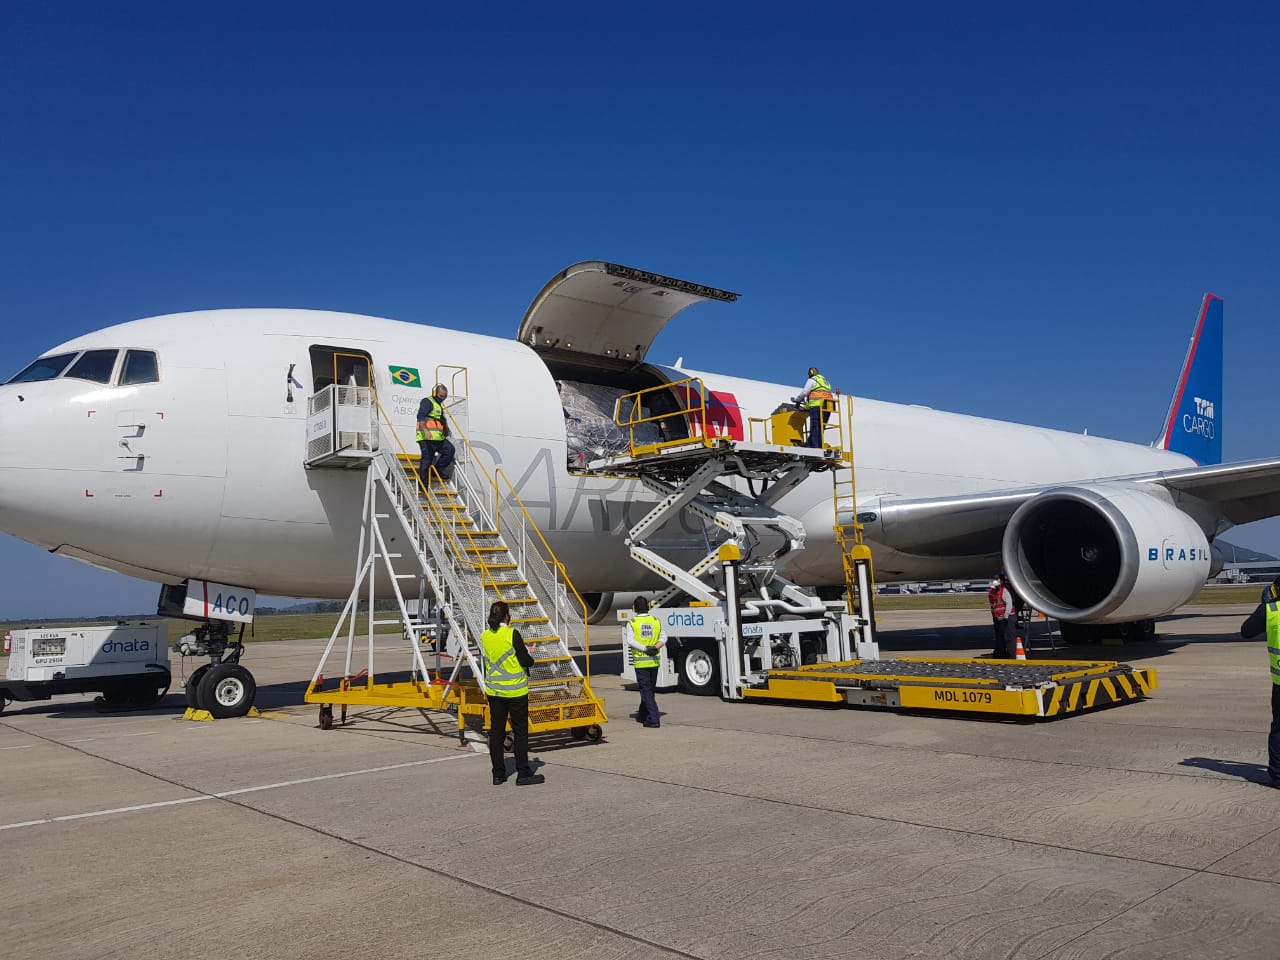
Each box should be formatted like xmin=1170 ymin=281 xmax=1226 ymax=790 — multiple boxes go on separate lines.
xmin=481 ymin=625 xmax=529 ymax=698
xmin=988 ymin=586 xmax=1009 ymax=618
xmin=415 ymin=396 xmax=446 ymax=442
xmin=629 ymin=614 xmax=663 ymax=668
xmin=806 ymin=374 xmax=834 ymax=408
xmin=1266 ymin=600 xmax=1280 ymax=687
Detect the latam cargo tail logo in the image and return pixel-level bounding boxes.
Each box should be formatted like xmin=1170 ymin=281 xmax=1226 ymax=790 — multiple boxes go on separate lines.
xmin=1182 ymin=395 xmax=1215 ymax=440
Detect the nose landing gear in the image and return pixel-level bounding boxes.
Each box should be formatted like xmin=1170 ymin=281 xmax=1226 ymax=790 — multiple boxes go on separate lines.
xmin=175 ymin=619 xmax=258 ymax=719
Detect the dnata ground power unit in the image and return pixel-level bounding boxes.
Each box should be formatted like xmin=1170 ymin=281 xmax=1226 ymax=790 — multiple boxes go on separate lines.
xmin=0 ymin=625 xmax=170 ymax=712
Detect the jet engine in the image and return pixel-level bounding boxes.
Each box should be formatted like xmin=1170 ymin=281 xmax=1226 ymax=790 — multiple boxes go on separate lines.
xmin=1002 ymin=483 xmax=1211 ymax=623
xmin=581 ymin=591 xmax=646 ymax=625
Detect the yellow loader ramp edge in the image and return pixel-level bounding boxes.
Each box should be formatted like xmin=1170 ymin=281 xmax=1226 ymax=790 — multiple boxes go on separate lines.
xmin=745 ymin=658 xmax=1157 ymax=720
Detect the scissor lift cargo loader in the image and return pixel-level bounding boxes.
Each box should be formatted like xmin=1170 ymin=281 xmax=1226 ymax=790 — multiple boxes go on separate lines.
xmin=592 ymin=381 xmax=1156 ymax=719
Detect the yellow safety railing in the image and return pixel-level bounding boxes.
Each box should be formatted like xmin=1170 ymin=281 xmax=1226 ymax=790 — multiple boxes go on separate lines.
xmin=615 ymin=378 xmax=714 ymax=457
xmin=434 ymin=364 xmax=469 ymax=400
xmin=371 ymin=393 xmax=511 ymax=605
xmin=377 ymin=385 xmax=593 ymax=677
xmin=747 ymin=397 xmax=851 ymax=459
xmin=442 ymin=417 xmax=591 ymax=655
xmin=494 ymin=468 xmax=593 ymax=678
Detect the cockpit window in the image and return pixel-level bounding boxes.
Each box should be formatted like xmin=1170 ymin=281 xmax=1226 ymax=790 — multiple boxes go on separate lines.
xmin=64 ymin=349 xmax=119 ymax=384
xmin=120 ymin=350 xmax=159 ymax=385
xmin=8 ymin=352 xmax=77 ymax=383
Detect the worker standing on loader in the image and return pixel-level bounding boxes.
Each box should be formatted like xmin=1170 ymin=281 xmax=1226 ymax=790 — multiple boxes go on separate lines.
xmin=793 ymin=367 xmax=835 ymax=448
xmin=626 ymin=596 xmax=665 ymax=728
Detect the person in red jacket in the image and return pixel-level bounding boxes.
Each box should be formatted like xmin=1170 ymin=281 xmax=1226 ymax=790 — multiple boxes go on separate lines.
xmin=988 ymin=575 xmax=1017 ymax=658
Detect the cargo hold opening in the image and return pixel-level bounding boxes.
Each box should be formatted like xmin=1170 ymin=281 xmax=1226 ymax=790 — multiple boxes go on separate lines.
xmin=539 ymin=352 xmax=685 ymax=471
xmin=517 ymin=260 xmax=740 ymax=472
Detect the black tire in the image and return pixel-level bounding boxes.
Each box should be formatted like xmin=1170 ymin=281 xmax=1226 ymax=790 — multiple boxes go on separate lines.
xmin=100 ymin=683 xmax=132 ymax=707
xmin=678 ymin=642 xmax=721 ymax=696
xmin=1059 ymin=622 xmax=1099 ymax=644
xmin=570 ymin=725 xmax=587 ymax=740
xmin=1117 ymin=620 xmax=1157 ymax=643
xmin=127 ymin=671 xmax=171 ymax=708
xmin=185 ymin=665 xmax=211 ymax=709
xmin=318 ymin=704 xmax=333 ymax=730
xmin=585 ymin=723 xmax=603 ymax=742
xmin=196 ymin=663 xmax=256 ymax=719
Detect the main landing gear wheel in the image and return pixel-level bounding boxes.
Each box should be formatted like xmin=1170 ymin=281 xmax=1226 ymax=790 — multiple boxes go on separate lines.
xmin=185 ymin=665 xmax=212 ymax=709
xmin=196 ymin=663 xmax=257 ymax=719
xmin=678 ymin=643 xmax=720 ymax=696
xmin=1119 ymin=618 xmax=1158 ymax=642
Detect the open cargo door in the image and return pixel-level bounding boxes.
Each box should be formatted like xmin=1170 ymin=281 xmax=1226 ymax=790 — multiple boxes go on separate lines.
xmin=518 ymin=261 xmax=738 ymax=363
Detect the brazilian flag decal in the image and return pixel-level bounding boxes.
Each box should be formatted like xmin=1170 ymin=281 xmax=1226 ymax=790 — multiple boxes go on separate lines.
xmin=389 ymin=366 xmax=422 ymax=388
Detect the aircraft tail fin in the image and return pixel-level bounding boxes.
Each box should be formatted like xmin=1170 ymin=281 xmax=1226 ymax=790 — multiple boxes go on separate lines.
xmin=1155 ymin=294 xmax=1222 ymax=465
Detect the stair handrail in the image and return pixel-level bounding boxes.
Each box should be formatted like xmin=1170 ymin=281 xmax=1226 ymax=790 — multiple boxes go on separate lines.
xmin=369 ymin=389 xmax=590 ymax=678
xmin=492 ymin=467 xmax=591 ymax=673
xmin=368 ymin=396 xmax=515 ymax=650
xmin=429 ymin=402 xmax=591 ymax=668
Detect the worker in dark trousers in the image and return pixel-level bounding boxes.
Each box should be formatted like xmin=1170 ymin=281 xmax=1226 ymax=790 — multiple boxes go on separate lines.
xmin=626 ymin=596 xmax=665 ymax=727
xmin=793 ymin=367 xmax=835 ymax=448
xmin=1241 ymin=575 xmax=1280 ymax=788
xmin=481 ymin=600 xmax=544 ymax=785
xmin=987 ymin=575 xmax=1016 ymax=658
xmin=415 ymin=383 xmax=455 ymax=485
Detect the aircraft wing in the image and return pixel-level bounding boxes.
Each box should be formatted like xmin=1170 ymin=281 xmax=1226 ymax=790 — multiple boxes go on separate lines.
xmin=867 ymin=455 xmax=1280 ymax=557
xmin=1134 ymin=456 xmax=1280 ymax=526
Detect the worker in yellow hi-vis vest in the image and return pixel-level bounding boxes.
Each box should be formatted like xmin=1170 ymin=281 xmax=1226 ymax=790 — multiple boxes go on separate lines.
xmin=481 ymin=600 xmax=544 ymax=785
xmin=1241 ymin=575 xmax=1280 ymax=788
xmin=626 ymin=596 xmax=665 ymax=728
xmin=793 ymin=366 xmax=835 ymax=448
xmin=415 ymin=383 xmax=455 ymax=486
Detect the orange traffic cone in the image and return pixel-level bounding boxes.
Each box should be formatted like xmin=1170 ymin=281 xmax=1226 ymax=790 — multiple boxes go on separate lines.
xmin=1014 ymin=634 xmax=1027 ymax=661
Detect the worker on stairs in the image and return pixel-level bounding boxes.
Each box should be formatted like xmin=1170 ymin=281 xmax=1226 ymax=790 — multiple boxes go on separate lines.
xmin=415 ymin=383 xmax=455 ymax=485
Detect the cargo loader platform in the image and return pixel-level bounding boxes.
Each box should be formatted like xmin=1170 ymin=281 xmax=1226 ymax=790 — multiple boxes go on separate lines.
xmin=746 ymin=657 xmax=1157 ymax=719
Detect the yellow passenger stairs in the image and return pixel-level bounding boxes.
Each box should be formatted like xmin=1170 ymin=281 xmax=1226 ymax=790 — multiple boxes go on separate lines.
xmin=303 ymin=378 xmax=607 ymax=744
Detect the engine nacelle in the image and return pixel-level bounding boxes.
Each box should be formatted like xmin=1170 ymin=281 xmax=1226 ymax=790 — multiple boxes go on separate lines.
xmin=581 ymin=591 xmax=646 ymax=625
xmin=1003 ymin=483 xmax=1211 ymax=623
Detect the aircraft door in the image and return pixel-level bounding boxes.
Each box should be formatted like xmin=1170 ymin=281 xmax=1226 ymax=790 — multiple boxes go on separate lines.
xmin=308 ymin=346 xmax=373 ymax=394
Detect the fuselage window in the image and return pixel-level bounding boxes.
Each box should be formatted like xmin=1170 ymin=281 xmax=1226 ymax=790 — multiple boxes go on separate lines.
xmin=120 ymin=350 xmax=159 ymax=385
xmin=7 ymin=352 xmax=77 ymax=383
xmin=64 ymin=349 xmax=119 ymax=384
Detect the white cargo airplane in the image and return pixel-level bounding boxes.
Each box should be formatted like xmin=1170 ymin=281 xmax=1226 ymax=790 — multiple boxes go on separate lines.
xmin=2 ymin=261 xmax=1278 ymax=648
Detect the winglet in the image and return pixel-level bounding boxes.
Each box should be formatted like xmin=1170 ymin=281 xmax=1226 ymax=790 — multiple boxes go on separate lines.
xmin=1155 ymin=294 xmax=1223 ymax=465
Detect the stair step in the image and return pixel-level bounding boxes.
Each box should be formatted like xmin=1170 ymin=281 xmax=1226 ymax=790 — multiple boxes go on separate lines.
xmin=511 ymin=616 xmax=550 ymax=625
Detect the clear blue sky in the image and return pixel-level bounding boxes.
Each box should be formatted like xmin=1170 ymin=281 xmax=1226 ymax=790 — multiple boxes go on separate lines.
xmin=3 ymin=2 xmax=1278 ymax=619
